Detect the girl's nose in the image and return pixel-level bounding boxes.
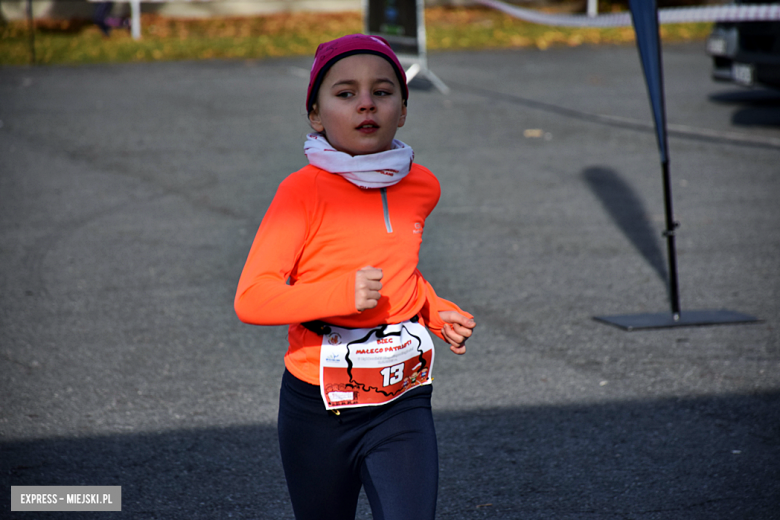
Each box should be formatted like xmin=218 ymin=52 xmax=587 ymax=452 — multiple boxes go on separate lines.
xmin=357 ymin=91 xmax=376 ymax=112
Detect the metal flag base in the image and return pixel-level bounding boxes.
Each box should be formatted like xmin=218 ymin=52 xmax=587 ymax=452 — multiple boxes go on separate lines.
xmin=594 ymin=309 xmax=760 ymax=331
xmin=405 ymin=63 xmax=451 ymax=95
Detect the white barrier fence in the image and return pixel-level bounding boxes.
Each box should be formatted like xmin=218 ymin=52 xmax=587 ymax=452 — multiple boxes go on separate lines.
xmin=87 ymin=0 xmax=357 ymax=39
xmin=88 ymin=0 xmax=780 ymax=41
xmin=477 ymin=0 xmax=780 ymax=27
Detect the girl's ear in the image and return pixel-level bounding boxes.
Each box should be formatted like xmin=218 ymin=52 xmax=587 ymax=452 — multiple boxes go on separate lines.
xmin=397 ymin=104 xmax=407 ymax=128
xmin=308 ymin=105 xmax=325 ymax=133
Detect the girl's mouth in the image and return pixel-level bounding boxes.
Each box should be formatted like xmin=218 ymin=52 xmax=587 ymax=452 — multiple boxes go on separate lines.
xmin=357 ymin=121 xmax=379 ymax=133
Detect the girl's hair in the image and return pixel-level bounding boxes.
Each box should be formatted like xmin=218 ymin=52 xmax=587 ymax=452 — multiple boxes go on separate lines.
xmin=306 ymin=34 xmax=409 ymax=114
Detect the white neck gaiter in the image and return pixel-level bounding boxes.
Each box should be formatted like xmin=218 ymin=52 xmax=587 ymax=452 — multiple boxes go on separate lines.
xmin=304 ymin=133 xmax=414 ymax=189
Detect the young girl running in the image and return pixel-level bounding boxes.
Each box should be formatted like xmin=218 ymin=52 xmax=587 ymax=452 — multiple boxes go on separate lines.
xmin=235 ymin=34 xmax=476 ymax=520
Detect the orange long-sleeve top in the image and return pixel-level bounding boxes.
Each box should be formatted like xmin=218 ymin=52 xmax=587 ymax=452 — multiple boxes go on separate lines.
xmin=235 ymin=163 xmax=468 ymax=385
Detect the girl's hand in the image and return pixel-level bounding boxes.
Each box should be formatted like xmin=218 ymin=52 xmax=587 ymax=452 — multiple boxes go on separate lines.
xmin=355 ymin=266 xmax=383 ymax=312
xmin=438 ymin=311 xmax=476 ymax=355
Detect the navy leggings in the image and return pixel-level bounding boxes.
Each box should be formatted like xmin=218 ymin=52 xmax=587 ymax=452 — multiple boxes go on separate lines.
xmin=277 ymin=370 xmax=438 ymax=520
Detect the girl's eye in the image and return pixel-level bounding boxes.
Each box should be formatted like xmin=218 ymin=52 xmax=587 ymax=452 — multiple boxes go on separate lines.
xmin=336 ymin=91 xmax=354 ymax=98
xmin=374 ymin=90 xmax=392 ymax=96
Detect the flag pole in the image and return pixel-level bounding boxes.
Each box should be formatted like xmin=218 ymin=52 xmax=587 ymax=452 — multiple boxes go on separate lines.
xmin=661 ymin=158 xmax=681 ymax=319
xmin=593 ymin=0 xmax=758 ymax=330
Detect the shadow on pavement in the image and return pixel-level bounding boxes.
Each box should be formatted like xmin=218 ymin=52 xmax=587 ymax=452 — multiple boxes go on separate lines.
xmin=708 ymin=88 xmax=780 ymax=128
xmin=582 ymin=166 xmax=668 ymax=285
xmin=3 ymin=392 xmax=778 ymax=519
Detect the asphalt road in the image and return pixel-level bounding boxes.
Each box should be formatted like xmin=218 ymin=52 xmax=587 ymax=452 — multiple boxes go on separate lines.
xmin=1 ymin=42 xmax=779 ymax=519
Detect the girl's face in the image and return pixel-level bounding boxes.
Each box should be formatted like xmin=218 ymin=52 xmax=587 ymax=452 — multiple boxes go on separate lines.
xmin=309 ymin=54 xmax=407 ymax=156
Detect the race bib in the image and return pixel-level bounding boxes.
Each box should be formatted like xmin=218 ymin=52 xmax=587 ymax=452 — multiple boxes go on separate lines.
xmin=319 ymin=320 xmax=434 ymax=410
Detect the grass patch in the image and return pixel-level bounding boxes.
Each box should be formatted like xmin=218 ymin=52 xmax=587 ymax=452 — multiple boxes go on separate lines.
xmin=0 ymin=7 xmax=712 ymax=66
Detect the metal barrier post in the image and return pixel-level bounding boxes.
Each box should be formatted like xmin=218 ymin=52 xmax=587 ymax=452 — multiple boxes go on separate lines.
xmin=130 ymin=0 xmax=141 ymax=40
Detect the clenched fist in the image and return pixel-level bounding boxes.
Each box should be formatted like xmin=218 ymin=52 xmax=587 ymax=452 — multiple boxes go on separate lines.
xmin=355 ymin=266 xmax=383 ymax=312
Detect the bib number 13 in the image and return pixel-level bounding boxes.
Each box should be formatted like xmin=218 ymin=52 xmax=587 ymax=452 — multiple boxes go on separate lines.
xmin=380 ymin=363 xmax=404 ymax=387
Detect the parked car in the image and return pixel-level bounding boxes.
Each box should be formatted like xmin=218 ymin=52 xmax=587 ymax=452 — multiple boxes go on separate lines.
xmin=705 ymin=0 xmax=780 ymax=89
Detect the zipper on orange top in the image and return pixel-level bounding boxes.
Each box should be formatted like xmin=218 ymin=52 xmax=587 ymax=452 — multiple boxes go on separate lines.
xmin=380 ymin=188 xmax=393 ymax=233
